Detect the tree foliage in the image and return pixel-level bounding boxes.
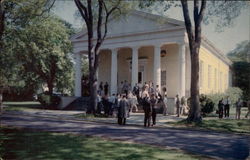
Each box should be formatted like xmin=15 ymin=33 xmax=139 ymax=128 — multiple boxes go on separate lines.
xmin=232 ymin=62 xmax=250 ymax=100
xmin=227 ymin=40 xmax=250 ymax=62
xmin=227 ymin=40 xmax=250 ymax=100
xmin=13 ymin=16 xmax=73 ymax=95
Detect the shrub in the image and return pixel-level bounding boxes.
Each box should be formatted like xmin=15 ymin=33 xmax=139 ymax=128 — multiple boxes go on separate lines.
xmin=200 ymin=94 xmax=215 ymax=116
xmin=187 ymin=95 xmax=215 ymax=117
xmin=208 ymin=87 xmax=243 ymax=108
xmin=37 ymin=92 xmax=61 ymax=109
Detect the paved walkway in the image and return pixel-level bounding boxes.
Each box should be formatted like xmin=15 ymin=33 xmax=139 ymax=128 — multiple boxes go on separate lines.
xmin=2 ymin=108 xmax=186 ymax=126
xmin=1 ymin=110 xmax=250 ymax=160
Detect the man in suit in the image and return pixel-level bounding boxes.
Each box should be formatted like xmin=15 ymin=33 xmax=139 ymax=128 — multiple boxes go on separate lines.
xmin=223 ymin=96 xmax=231 ymax=118
xmin=142 ymin=95 xmax=152 ymax=127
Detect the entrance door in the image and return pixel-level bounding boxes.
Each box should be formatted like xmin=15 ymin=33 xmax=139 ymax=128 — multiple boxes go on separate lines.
xmin=138 ymin=71 xmax=144 ymax=84
xmin=138 ymin=65 xmax=145 ymax=84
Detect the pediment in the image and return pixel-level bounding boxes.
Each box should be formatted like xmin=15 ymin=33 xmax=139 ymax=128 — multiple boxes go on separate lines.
xmin=71 ymin=10 xmax=184 ymax=41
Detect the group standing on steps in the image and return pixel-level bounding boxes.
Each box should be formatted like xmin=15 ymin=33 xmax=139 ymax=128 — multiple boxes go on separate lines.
xmin=96 ymin=80 xmax=190 ymax=126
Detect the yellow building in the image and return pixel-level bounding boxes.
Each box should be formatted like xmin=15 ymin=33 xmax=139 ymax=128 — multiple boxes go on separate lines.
xmin=199 ymin=38 xmax=232 ymax=95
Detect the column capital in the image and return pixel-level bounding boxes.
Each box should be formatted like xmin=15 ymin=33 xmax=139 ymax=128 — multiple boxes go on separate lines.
xmin=153 ymin=43 xmax=162 ymax=48
xmin=110 ymin=48 xmax=120 ymax=53
xmin=131 ymin=46 xmax=140 ymax=50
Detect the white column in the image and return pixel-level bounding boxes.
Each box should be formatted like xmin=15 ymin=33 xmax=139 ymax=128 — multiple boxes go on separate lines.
xmin=131 ymin=46 xmax=139 ymax=88
xmin=179 ymin=43 xmax=186 ymax=97
xmin=110 ymin=48 xmax=118 ymax=94
xmin=154 ymin=45 xmax=161 ymax=89
xmin=74 ymin=52 xmax=82 ymax=97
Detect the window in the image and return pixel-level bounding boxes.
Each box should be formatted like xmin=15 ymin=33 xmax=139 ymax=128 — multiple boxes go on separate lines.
xmin=219 ymin=71 xmax=222 ymax=91
xmin=225 ymin=74 xmax=227 ymax=90
xmin=214 ymin=68 xmax=217 ymax=91
xmin=208 ymin=65 xmax=211 ymax=88
xmin=199 ymin=61 xmax=204 ymax=88
xmin=161 ymin=70 xmax=166 ymax=86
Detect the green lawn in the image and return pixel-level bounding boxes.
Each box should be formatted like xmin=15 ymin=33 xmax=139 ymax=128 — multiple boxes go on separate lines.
xmin=0 ymin=127 xmax=210 ymax=160
xmin=166 ymin=119 xmax=250 ymax=134
xmin=3 ymin=101 xmax=42 ymax=111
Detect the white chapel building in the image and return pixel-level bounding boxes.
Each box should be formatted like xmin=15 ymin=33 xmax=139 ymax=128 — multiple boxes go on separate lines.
xmin=71 ymin=10 xmax=231 ymax=106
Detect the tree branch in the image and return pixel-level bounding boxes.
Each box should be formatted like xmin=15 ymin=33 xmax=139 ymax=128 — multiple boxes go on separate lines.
xmin=101 ymin=0 xmax=121 ymax=42
xmin=95 ymin=0 xmax=103 ymax=54
xmin=194 ymin=0 xmax=206 ymax=42
xmin=199 ymin=0 xmax=206 ymax=22
xmin=181 ymin=0 xmax=194 ymax=49
xmin=74 ymin=0 xmax=87 ymax=22
xmin=194 ymin=0 xmax=199 ymax=23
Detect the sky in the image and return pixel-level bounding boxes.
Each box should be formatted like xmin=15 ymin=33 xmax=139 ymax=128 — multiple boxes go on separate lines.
xmin=52 ymin=1 xmax=250 ymax=55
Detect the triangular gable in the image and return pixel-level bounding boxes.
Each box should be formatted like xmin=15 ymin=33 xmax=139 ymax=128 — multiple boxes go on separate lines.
xmin=71 ymin=10 xmax=184 ymax=41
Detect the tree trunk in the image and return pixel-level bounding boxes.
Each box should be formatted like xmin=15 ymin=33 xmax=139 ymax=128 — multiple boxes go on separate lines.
xmin=47 ymin=81 xmax=53 ymax=96
xmin=187 ymin=45 xmax=202 ymax=122
xmin=181 ymin=0 xmax=206 ymax=122
xmin=87 ymin=68 xmax=98 ymax=114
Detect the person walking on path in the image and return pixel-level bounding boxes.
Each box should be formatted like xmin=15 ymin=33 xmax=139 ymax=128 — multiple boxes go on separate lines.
xmin=175 ymin=95 xmax=180 ymax=117
xmin=223 ymin=96 xmax=231 ymax=118
xmin=104 ymin=82 xmax=109 ymax=95
xmin=117 ymin=95 xmax=130 ymax=125
xmin=235 ymin=98 xmax=243 ymax=120
xmin=245 ymin=100 xmax=250 ymax=118
xmin=150 ymin=94 xmax=158 ymax=126
xmin=142 ymin=95 xmax=152 ymax=127
xmin=180 ymin=96 xmax=187 ymax=116
xmin=218 ymin=98 xmax=224 ymax=119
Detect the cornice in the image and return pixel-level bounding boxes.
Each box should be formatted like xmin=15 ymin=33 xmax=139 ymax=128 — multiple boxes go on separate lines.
xmin=201 ymin=36 xmax=232 ymax=66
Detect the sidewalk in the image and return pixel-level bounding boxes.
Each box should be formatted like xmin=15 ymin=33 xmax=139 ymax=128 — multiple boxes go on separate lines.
xmin=3 ymin=109 xmax=185 ymax=127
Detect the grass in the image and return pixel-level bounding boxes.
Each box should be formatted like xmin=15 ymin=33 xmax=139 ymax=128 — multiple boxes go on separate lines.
xmin=166 ymin=119 xmax=250 ymax=134
xmin=0 ymin=127 xmax=210 ymax=160
xmin=3 ymin=101 xmax=42 ymax=111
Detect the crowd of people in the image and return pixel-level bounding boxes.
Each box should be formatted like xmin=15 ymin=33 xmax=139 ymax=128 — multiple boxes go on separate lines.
xmin=97 ymin=81 xmax=190 ymax=127
xmin=218 ymin=97 xmax=250 ymax=119
xmin=96 ymin=80 xmax=250 ymax=126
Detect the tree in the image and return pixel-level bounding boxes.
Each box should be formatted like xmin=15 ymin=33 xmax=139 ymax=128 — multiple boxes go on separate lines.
xmin=0 ymin=0 xmax=55 ymax=112
xmin=138 ymin=0 xmax=248 ymax=122
xmin=15 ymin=16 xmax=73 ymax=96
xmin=227 ymin=40 xmax=250 ymax=62
xmin=73 ymin=0 xmax=124 ymax=114
xmin=232 ymin=62 xmax=250 ymax=100
xmin=227 ymin=40 xmax=250 ymax=100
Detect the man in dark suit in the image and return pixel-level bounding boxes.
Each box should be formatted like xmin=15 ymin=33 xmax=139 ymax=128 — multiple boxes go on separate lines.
xmin=142 ymin=95 xmax=152 ymax=127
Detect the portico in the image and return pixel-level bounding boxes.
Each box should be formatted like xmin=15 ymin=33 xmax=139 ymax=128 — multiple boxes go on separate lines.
xmin=74 ymin=43 xmax=187 ymax=98
xmin=71 ymin=10 xmax=188 ymax=100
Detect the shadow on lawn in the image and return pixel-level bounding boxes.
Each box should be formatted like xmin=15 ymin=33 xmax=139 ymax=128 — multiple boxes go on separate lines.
xmin=0 ymin=128 xmax=184 ymax=160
